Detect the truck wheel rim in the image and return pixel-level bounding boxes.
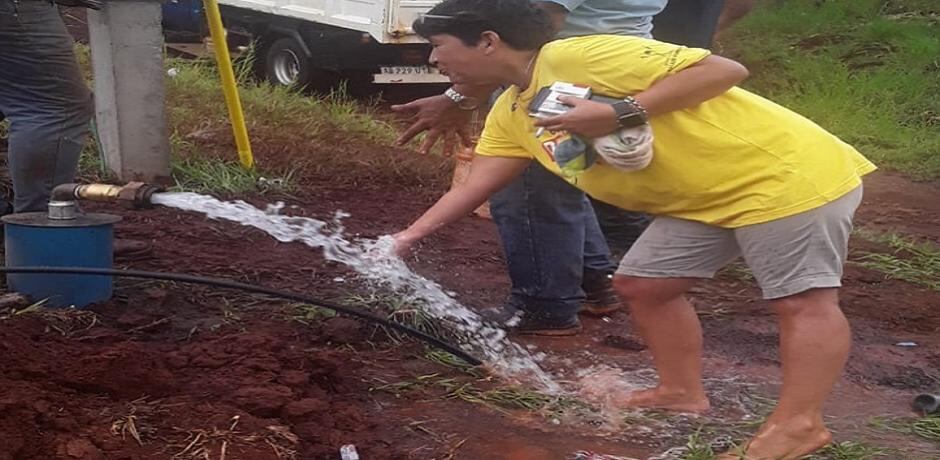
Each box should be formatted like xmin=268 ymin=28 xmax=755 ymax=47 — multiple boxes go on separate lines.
xmin=272 ymin=48 xmax=301 ymax=85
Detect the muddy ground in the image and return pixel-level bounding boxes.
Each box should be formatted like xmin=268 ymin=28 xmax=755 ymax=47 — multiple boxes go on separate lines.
xmin=0 ymin=8 xmax=937 ymax=460
xmin=1 ymin=166 xmax=939 ymax=460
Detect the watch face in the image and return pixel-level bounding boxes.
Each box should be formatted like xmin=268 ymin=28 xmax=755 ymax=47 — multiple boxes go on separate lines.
xmin=618 ymin=112 xmax=646 ymax=128
xmin=614 ymin=101 xmax=647 ymax=128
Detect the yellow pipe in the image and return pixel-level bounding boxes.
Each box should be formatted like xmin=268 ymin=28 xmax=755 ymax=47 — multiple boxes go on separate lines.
xmin=203 ymin=0 xmax=254 ymax=170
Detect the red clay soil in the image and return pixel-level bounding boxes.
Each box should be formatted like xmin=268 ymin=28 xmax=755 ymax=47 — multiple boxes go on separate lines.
xmin=2 ymin=165 xmax=940 ymax=459
xmin=31 ymin=8 xmax=939 ymax=459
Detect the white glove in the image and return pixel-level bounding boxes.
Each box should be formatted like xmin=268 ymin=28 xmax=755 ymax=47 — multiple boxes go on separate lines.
xmin=591 ymin=124 xmax=654 ymax=172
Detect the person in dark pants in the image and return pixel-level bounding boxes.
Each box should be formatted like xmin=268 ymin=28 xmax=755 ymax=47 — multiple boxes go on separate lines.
xmin=493 ymin=1 xmax=732 ymax=333
xmin=395 ymin=2 xmax=874 ymax=457
xmin=0 ymin=0 xmax=92 ymax=214
xmin=653 ymin=0 xmax=725 ymax=49
xmin=394 ymin=0 xmax=732 ymax=336
xmin=0 ymin=1 xmax=150 ymax=257
xmin=395 ymin=0 xmax=668 ymax=336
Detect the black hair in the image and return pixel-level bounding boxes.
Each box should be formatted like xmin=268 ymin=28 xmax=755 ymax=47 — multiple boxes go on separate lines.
xmin=413 ymin=0 xmax=554 ymax=50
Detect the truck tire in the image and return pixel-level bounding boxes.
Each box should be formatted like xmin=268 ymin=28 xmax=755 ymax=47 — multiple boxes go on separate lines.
xmin=264 ymin=37 xmax=312 ymax=88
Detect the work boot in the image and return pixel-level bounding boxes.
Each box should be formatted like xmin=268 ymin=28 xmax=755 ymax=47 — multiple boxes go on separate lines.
xmin=512 ymin=314 xmax=582 ymax=337
xmin=479 ymin=301 xmax=522 ymax=326
xmin=581 ymin=270 xmax=623 ymax=316
xmin=483 ymin=298 xmax=582 ymax=336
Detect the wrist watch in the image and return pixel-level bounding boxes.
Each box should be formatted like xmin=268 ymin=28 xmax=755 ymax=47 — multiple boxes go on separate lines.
xmin=611 ymin=96 xmax=649 ymax=128
xmin=444 ymin=87 xmax=479 ymax=111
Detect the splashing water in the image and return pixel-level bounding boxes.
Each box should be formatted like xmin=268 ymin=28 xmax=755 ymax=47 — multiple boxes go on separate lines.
xmin=151 ymin=192 xmax=560 ymax=392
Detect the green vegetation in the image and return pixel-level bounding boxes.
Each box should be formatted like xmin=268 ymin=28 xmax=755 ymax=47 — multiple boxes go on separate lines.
xmin=875 ymin=414 xmax=940 ymax=442
xmin=343 ymin=291 xmax=455 ymax=340
xmin=812 ymin=441 xmax=894 ymax=460
xmin=724 ymin=0 xmax=940 ymax=178
xmin=679 ymin=431 xmax=720 ymax=460
xmin=71 ymin=44 xmax=448 ymax=194
xmin=164 ymin=53 xmax=448 ymax=188
xmin=853 ymin=228 xmax=940 ymax=290
xmin=911 ymin=415 xmax=940 ymax=441
xmin=288 ymin=303 xmax=339 ymax=324
xmin=371 ymin=372 xmax=586 ymax=415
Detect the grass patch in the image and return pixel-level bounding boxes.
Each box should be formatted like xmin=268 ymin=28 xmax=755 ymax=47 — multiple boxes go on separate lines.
xmin=288 ymin=303 xmax=338 ymax=324
xmin=165 ymin=57 xmax=395 ymax=144
xmin=2 ymin=301 xmax=100 ymax=337
xmin=811 ymin=441 xmax=894 ymax=460
xmin=72 ymin=44 xmax=449 ymax=194
xmin=371 ymin=373 xmax=587 ymax=415
xmin=723 ymin=0 xmax=940 ymax=178
xmin=170 ymin=155 xmax=294 ymax=195
xmin=870 ymin=414 xmax=940 ymax=443
xmin=911 ymin=415 xmax=940 ymax=441
xmin=679 ymin=431 xmax=721 ymax=460
xmin=852 ymin=229 xmax=940 ymax=290
xmin=423 ymin=348 xmax=478 ymax=372
xmin=78 ymin=140 xmax=115 ymax=183
xmin=344 ymin=291 xmax=452 ymax=339
xmin=164 ymin=51 xmax=449 ymax=187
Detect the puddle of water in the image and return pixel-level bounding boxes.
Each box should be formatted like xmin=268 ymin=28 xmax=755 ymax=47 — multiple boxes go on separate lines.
xmin=151 ymin=192 xmax=560 ymax=391
xmin=575 ymin=365 xmax=652 ymax=419
xmin=151 ymin=194 xmax=826 ymax=458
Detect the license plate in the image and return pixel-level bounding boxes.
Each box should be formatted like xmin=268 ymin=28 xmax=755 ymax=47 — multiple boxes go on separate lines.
xmin=374 ymin=66 xmax=449 ymax=84
xmin=379 ymin=66 xmax=439 ymax=75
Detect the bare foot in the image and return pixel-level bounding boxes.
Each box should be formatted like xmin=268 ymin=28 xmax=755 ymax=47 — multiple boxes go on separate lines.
xmin=717 ymin=419 xmax=832 ymax=460
xmin=612 ymin=387 xmax=710 ymax=413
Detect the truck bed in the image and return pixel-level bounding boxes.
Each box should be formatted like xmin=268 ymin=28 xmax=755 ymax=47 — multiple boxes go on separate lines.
xmin=220 ymin=0 xmax=440 ymax=43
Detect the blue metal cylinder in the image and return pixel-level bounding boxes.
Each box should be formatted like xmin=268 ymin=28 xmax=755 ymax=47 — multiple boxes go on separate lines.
xmin=3 ymin=212 xmax=121 ymax=308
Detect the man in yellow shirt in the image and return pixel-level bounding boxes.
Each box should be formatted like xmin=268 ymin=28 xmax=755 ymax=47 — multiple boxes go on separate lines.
xmin=393 ymin=0 xmax=876 ymax=458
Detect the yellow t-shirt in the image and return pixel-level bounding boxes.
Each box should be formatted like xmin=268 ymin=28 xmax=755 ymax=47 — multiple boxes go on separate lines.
xmin=477 ymin=35 xmax=877 ymax=228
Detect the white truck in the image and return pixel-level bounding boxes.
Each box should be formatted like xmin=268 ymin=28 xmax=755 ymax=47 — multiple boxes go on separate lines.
xmin=164 ymin=0 xmax=449 ymax=89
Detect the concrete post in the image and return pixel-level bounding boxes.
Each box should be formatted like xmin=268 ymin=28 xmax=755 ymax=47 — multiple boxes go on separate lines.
xmin=87 ymin=1 xmax=171 ymax=184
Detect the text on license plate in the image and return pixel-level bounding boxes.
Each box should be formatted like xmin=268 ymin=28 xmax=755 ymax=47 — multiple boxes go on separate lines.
xmin=379 ymin=66 xmax=439 ymax=74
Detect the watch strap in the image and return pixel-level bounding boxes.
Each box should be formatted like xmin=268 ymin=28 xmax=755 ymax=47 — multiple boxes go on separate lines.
xmin=444 ymin=87 xmax=466 ymax=104
xmin=612 ymin=96 xmax=649 ymax=128
xmin=444 ymin=87 xmax=479 ymax=110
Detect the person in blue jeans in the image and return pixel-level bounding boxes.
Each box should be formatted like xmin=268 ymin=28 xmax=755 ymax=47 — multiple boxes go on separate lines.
xmin=395 ymin=0 xmax=666 ymax=336
xmin=394 ymin=0 xmax=727 ymax=335
xmin=0 ymin=0 xmax=92 ymax=214
xmin=0 ymin=1 xmax=151 ymax=258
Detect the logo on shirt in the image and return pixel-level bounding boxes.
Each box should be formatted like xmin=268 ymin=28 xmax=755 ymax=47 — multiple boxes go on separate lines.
xmin=641 ymin=46 xmax=683 ymax=72
xmin=540 ymin=132 xmax=568 ymax=161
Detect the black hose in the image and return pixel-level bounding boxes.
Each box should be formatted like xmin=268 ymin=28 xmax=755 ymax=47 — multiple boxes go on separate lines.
xmin=0 ymin=266 xmax=482 ymax=366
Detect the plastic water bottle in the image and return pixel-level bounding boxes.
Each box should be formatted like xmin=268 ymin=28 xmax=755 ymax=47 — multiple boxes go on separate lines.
xmin=340 ymin=444 xmax=360 ymax=460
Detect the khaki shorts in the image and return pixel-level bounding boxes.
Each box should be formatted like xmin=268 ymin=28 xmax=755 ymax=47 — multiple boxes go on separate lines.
xmin=617 ymin=186 xmax=863 ymax=299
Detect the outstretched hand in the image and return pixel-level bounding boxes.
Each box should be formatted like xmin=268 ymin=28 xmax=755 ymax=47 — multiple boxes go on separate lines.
xmin=391 ymin=94 xmax=474 ymax=156
xmin=391 ymin=231 xmax=418 ymax=258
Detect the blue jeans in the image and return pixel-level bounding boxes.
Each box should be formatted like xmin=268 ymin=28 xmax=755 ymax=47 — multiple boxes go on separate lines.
xmin=0 ymin=0 xmax=92 ymax=213
xmin=490 ymin=161 xmax=649 ymax=319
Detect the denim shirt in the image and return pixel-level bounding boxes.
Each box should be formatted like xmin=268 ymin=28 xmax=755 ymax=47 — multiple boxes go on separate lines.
xmin=542 ymin=0 xmax=669 ymax=39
